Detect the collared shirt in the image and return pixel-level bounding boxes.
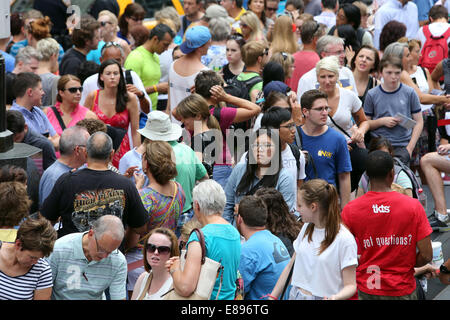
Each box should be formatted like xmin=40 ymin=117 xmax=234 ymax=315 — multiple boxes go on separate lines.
xmin=10 ymin=101 xmax=57 ymax=137
xmin=374 ymin=0 xmax=419 ymax=49
xmin=39 ymin=160 xmax=73 ymax=207
xmin=23 ymin=128 xmax=57 ymax=172
xmin=314 ymin=11 xmax=336 ymax=31
xmin=46 ymin=232 xmax=127 ymax=300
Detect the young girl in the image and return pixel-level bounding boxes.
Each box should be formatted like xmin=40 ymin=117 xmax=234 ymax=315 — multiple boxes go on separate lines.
xmin=269 ymin=179 xmax=357 ymax=300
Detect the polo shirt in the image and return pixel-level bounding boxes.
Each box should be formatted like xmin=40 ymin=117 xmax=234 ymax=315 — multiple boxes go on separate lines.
xmin=47 ymin=232 xmax=127 ymax=300
xmin=124 ymin=46 xmax=161 ymax=110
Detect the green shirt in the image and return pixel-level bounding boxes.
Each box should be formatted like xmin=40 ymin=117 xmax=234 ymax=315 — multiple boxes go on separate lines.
xmin=124 ymin=46 xmax=161 ymax=110
xmin=237 ymin=72 xmax=263 ymax=97
xmin=169 ymin=141 xmax=207 ymax=212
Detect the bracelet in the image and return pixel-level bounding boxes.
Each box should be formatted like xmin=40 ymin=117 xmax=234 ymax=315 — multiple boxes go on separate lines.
xmin=153 ymin=85 xmax=158 ymax=93
xmin=260 ymin=293 xmax=278 ymax=300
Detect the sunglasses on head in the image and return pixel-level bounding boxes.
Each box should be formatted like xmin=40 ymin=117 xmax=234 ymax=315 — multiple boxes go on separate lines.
xmin=64 ymin=86 xmax=83 ymax=93
xmin=146 ymin=243 xmax=171 ymax=255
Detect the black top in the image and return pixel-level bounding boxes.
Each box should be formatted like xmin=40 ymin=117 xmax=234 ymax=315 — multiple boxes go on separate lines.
xmin=33 ymin=0 xmax=69 ymax=36
xmin=59 ymin=48 xmax=86 ymax=76
xmin=191 ymin=130 xmax=217 ymax=177
xmin=6 ymin=72 xmax=17 ymax=105
xmin=41 ymin=168 xmax=149 ymax=238
xmin=89 ymin=0 xmax=120 ymax=19
xmin=23 ymin=129 xmax=57 ymax=171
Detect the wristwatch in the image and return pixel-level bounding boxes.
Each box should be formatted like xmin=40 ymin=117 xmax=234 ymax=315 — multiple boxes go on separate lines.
xmin=440 ymin=264 xmax=450 ymax=274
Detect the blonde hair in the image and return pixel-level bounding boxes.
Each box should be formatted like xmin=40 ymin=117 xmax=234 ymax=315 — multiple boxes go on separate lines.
xmin=242 ymin=40 xmax=268 ymax=66
xmin=270 ymin=51 xmax=294 ymax=77
xmin=175 ymin=94 xmax=221 ymax=131
xmin=315 ymin=55 xmax=340 ymax=77
xmin=240 ymin=11 xmax=264 ymax=42
xmin=98 ymin=10 xmax=118 ymax=26
xmin=154 ymin=6 xmax=181 ymax=32
xmin=36 ymin=38 xmax=60 ymax=61
xmin=270 ymin=15 xmax=298 ymax=54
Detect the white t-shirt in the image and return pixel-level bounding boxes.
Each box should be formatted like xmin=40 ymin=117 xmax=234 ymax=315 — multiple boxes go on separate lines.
xmin=326 ymin=87 xmax=362 ymax=142
xmin=291 ymin=223 xmax=358 ymax=298
xmin=416 ymin=22 xmax=450 ymax=49
xmin=297 ymin=66 xmax=358 ymax=101
xmin=157 ymin=48 xmax=174 ymax=101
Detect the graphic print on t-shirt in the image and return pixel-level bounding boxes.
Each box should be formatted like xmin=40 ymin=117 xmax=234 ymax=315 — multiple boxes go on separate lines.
xmin=71 ymin=188 xmax=125 ymax=232
xmin=273 ymin=242 xmax=290 ymax=264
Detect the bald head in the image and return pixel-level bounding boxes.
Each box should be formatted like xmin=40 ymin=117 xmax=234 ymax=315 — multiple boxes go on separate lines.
xmin=92 ymin=215 xmax=125 ymax=241
xmin=86 ymin=131 xmax=113 ymax=161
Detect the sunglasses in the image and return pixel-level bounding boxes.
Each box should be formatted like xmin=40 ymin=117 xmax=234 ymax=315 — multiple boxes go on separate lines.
xmin=266 ymin=7 xmax=278 ymax=11
xmin=146 ymin=243 xmax=171 ymax=255
xmin=100 ymin=21 xmax=113 ymax=27
xmin=64 ymin=86 xmax=83 ymax=93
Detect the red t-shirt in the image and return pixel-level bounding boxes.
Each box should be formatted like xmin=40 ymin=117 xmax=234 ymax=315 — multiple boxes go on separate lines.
xmin=290 ymin=51 xmax=320 ymax=93
xmin=342 ymin=191 xmax=432 ymax=297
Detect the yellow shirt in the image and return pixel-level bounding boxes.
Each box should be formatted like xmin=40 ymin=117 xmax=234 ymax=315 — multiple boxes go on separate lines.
xmin=0 ymin=229 xmax=17 ymax=243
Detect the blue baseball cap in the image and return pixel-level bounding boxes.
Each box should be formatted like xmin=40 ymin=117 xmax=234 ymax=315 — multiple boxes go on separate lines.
xmin=180 ymin=26 xmax=211 ymax=54
xmin=263 ymin=81 xmax=291 ymax=98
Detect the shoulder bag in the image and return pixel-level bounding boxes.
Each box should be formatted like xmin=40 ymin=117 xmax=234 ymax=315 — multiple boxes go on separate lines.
xmin=162 ymin=228 xmax=224 ymax=300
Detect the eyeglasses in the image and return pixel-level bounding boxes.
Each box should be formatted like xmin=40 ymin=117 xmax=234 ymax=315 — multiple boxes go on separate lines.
xmin=103 ymin=41 xmax=121 ymax=49
xmin=64 ymin=86 xmax=83 ymax=93
xmin=100 ymin=21 xmax=113 ymax=27
xmin=251 ymin=143 xmax=274 ymax=150
xmin=280 ymin=122 xmax=296 ymax=129
xmin=266 ymin=7 xmax=278 ymax=11
xmin=146 ymin=243 xmax=171 ymax=255
xmin=94 ymin=235 xmax=118 ymax=256
xmin=261 ymin=47 xmax=269 ymax=56
xmin=325 ymin=50 xmax=345 ymax=55
xmin=310 ymin=106 xmax=332 ymax=113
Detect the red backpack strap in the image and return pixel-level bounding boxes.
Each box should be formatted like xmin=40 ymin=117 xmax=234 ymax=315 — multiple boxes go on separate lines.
xmin=422 ymin=24 xmax=431 ymax=39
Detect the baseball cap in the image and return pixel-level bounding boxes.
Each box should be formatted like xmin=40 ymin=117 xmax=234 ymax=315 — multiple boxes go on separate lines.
xmin=263 ymin=81 xmax=291 ymax=98
xmin=180 ymin=26 xmax=211 ymax=54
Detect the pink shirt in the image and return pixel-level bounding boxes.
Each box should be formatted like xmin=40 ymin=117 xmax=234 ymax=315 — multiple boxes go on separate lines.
xmin=46 ymin=102 xmax=89 ymax=135
xmin=290 ymin=51 xmax=320 ymax=93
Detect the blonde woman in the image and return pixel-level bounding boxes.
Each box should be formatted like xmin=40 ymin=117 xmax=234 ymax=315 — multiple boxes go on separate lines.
xmin=270 ymin=51 xmax=295 ymax=83
xmin=240 ymin=11 xmax=266 ymax=42
xmin=269 ymin=15 xmax=299 ymax=55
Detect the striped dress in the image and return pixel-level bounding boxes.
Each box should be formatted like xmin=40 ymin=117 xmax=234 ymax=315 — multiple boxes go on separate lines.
xmin=0 ymin=258 xmax=53 ymax=300
xmin=139 ymin=182 xmax=185 ymax=233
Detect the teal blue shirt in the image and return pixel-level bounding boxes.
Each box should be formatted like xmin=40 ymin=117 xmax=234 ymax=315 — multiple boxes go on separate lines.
xmin=46 ymin=232 xmax=127 ymax=300
xmin=187 ymin=224 xmax=241 ymax=300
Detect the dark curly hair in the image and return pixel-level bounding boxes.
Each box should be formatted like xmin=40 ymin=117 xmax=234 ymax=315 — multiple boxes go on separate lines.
xmin=379 ymin=20 xmax=406 ymax=52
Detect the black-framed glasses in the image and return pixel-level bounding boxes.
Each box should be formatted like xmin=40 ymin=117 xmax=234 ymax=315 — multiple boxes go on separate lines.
xmin=100 ymin=21 xmax=113 ymax=27
xmin=310 ymin=106 xmax=332 ymax=113
xmin=266 ymin=6 xmax=278 ymax=11
xmin=64 ymin=86 xmax=83 ymax=93
xmin=147 ymin=243 xmax=171 ymax=255
xmin=280 ymin=122 xmax=296 ymax=129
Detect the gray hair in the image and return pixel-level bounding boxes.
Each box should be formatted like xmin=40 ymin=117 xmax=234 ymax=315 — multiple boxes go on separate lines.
xmin=192 ymin=179 xmax=226 ymax=216
xmin=15 ymin=46 xmax=41 ymax=66
xmin=316 ymin=35 xmax=344 ymax=58
xmin=86 ymin=131 xmax=113 ymax=161
xmin=383 ymin=42 xmax=408 ymax=60
xmin=59 ymin=126 xmax=90 ymax=156
xmin=36 ymin=38 xmax=60 ymax=61
xmin=208 ymin=17 xmax=231 ymax=42
xmin=91 ymin=215 xmax=124 ymax=241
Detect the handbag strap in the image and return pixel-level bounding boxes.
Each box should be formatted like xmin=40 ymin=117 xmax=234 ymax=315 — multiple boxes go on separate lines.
xmin=51 ymin=106 xmax=66 ymax=131
xmin=137 ymin=271 xmax=153 ymax=300
xmin=190 ymin=228 xmax=206 ymax=264
xmin=328 ymin=114 xmax=352 ymax=139
xmin=280 ymin=259 xmax=295 ymax=300
xmin=166 ymin=181 xmax=178 ymax=214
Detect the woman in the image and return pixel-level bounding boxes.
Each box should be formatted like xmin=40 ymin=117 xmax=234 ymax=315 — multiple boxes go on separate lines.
xmin=84 ymin=59 xmax=140 ymax=168
xmin=269 ymin=179 xmax=357 ymax=300
xmin=255 ymin=187 xmax=303 ymax=256
xmin=239 ymin=11 xmax=266 ymax=42
xmin=131 ymin=228 xmax=180 ymax=300
xmin=222 ymin=34 xmax=246 ymax=84
xmin=166 ymin=179 xmax=241 ymax=300
xmin=334 ymin=24 xmax=361 ymax=63
xmin=262 ymin=61 xmax=286 ymax=88
xmin=201 ymin=17 xmax=232 ymax=72
xmin=350 ymin=45 xmax=381 ymax=104
xmin=378 ymin=20 xmax=406 ymax=55
xmin=0 ymin=216 xmax=57 ymax=300
xmin=248 ymin=0 xmax=274 ymax=35
xmin=223 ymin=128 xmax=297 ymax=223
xmin=135 ymin=140 xmax=185 ymax=233
xmin=356 ymin=137 xmax=414 ymax=198
xmin=0 ymin=181 xmax=31 ymax=243
xmin=36 ymin=38 xmax=60 ymax=108
xmin=329 ymin=3 xmax=373 ymax=47
xmin=118 ymin=3 xmax=146 ymax=44
xmin=269 ymin=15 xmax=299 ymax=55
xmin=316 ymin=56 xmax=370 ymax=192
xmin=87 ymin=10 xmax=132 ymax=65
xmin=270 ymin=52 xmax=295 ymax=85
xmin=45 ymin=75 xmax=98 ymax=137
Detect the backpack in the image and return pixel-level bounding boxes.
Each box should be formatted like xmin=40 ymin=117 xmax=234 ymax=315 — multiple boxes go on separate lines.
xmin=359 ymin=157 xmax=422 ymax=198
xmin=418 ymin=24 xmax=450 ymax=74
xmin=295 ymin=127 xmax=318 ymax=180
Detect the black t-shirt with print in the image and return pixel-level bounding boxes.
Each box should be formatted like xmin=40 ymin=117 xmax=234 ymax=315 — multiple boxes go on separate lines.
xmin=41 ymin=168 xmax=149 ymax=238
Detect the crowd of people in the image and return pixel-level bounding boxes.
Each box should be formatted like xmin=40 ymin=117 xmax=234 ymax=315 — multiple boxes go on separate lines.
xmin=1 ymin=0 xmax=450 ymax=301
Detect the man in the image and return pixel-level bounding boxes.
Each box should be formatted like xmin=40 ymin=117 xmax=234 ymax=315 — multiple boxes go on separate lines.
xmin=59 ymin=15 xmax=101 ymax=76
xmin=419 ymin=144 xmax=450 ymax=232
xmin=342 ymin=150 xmax=433 ymax=300
xmin=237 ymin=195 xmax=290 ymax=300
xmin=290 ymin=20 xmax=321 ymax=93
xmin=177 ymin=0 xmax=205 ymax=38
xmin=41 ymin=131 xmax=149 ymax=239
xmin=314 ymin=0 xmax=339 ymax=30
xmin=221 ymin=0 xmax=247 ymax=32
xmin=47 ymin=215 xmax=128 ymax=300
xmin=80 ymin=42 xmax=151 ymax=125
xmin=168 ymin=26 xmax=211 ymax=125
xmin=237 ymin=41 xmax=269 ymax=103
xmin=298 ymin=89 xmax=352 ymax=209
xmin=6 ymin=46 xmax=40 ymax=106
xmin=296 ymin=35 xmax=358 ymax=99
xmin=39 ymin=126 xmax=90 ymax=207
xmin=364 ymin=55 xmax=423 ymax=165
xmin=125 ymin=23 xmax=175 ymax=111
xmin=9 ymin=72 xmax=60 ymax=150
xmin=137 ymin=111 xmax=208 ymax=236
xmin=373 ymin=0 xmax=419 ymax=50
xmin=265 ymin=0 xmax=280 ymax=20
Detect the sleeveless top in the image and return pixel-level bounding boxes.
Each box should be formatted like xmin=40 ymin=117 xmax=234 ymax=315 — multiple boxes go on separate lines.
xmin=358 ymin=76 xmax=376 ymax=105
xmin=411 ymin=66 xmax=432 ymax=111
xmin=135 ymin=271 xmax=173 ymax=300
xmin=92 ymin=89 xmax=130 ymax=168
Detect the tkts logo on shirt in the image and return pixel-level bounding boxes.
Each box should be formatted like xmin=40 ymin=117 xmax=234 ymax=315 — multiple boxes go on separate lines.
xmin=372 ymin=204 xmax=390 ymax=214
xmin=71 ymin=188 xmax=125 ymax=232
